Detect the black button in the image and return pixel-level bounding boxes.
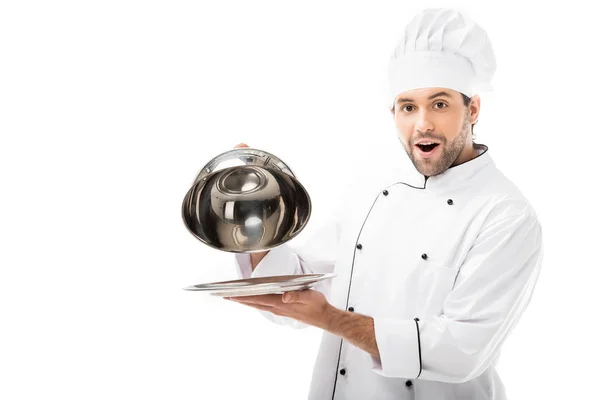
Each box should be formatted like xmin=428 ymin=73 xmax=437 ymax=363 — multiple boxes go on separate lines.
xmin=447 ymin=199 xmax=453 ymax=205
xmin=340 ymin=369 xmax=346 ymax=375
xmin=356 ymin=243 xmax=362 ymax=250
xmin=421 ymin=253 xmax=428 ymax=260
xmin=405 ymin=380 xmax=413 ymax=387
xmin=383 ymin=190 xmax=389 ymax=196
xmin=348 ymin=307 xmax=354 ymax=312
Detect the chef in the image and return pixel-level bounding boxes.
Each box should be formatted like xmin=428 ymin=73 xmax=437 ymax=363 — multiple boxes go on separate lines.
xmin=226 ymin=8 xmax=543 ymax=400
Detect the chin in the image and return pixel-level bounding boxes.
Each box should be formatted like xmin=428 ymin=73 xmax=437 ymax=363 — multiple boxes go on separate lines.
xmin=411 ymin=156 xmax=439 ymax=176
xmin=404 ymin=147 xmax=446 ymax=176
xmin=416 ymin=165 xmax=438 ymax=177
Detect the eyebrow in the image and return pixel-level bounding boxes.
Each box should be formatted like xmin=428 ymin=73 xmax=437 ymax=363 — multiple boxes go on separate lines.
xmin=395 ymin=91 xmax=452 ymax=105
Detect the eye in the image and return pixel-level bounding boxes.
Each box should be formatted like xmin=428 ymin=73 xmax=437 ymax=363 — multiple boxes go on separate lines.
xmin=401 ymin=105 xmax=415 ymax=112
xmin=434 ymin=102 xmax=447 ymax=109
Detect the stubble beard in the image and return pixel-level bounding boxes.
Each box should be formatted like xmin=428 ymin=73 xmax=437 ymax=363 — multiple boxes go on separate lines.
xmin=402 ymin=108 xmax=471 ymax=177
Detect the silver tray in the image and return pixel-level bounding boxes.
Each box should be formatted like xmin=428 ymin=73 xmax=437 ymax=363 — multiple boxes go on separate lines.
xmin=183 ymin=273 xmax=335 ymax=297
xmin=209 ymin=282 xmax=317 ymax=297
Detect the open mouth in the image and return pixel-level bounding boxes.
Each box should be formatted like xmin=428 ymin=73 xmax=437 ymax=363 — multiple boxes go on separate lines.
xmin=416 ymin=143 xmax=440 ymax=153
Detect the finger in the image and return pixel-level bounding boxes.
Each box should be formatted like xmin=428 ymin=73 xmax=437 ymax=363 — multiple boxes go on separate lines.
xmin=282 ymin=289 xmax=313 ymax=304
xmin=230 ymin=298 xmax=280 ymax=308
xmin=234 ymin=143 xmax=249 ymax=148
xmin=282 ymin=291 xmax=294 ymax=303
xmin=235 ymin=301 xmax=280 ymax=314
xmin=232 ymin=294 xmax=283 ymax=306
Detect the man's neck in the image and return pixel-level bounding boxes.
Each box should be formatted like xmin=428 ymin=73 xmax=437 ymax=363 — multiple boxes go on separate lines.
xmin=452 ymin=143 xmax=480 ymax=167
xmin=424 ymin=143 xmax=480 ymax=181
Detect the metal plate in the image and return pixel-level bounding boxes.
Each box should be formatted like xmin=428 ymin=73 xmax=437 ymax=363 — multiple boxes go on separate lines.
xmin=209 ymin=282 xmax=316 ymax=297
xmin=183 ymin=273 xmax=336 ymax=293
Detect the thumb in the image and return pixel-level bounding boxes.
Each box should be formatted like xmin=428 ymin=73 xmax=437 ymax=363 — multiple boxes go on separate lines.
xmin=282 ymin=290 xmax=310 ymax=304
xmin=282 ymin=291 xmax=298 ymax=303
xmin=234 ymin=143 xmax=249 ymax=148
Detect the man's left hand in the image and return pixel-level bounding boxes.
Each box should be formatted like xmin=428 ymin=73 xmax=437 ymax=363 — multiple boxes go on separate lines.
xmin=225 ymin=289 xmax=333 ymax=330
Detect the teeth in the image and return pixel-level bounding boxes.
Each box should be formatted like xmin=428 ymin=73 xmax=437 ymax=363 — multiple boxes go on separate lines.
xmin=418 ymin=142 xmax=435 ymax=145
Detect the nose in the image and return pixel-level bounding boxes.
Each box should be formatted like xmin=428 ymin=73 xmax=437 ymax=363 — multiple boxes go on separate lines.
xmin=415 ymin=111 xmax=434 ymax=133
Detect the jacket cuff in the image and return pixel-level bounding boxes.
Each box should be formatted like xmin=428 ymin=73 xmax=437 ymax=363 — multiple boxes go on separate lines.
xmin=234 ymin=254 xmax=252 ymax=279
xmin=234 ymin=244 xmax=300 ymax=279
xmin=252 ymin=244 xmax=301 ymax=277
xmin=371 ymin=317 xmax=422 ymax=378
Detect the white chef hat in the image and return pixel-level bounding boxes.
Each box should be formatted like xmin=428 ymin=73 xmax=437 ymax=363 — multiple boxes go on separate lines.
xmin=387 ymin=8 xmax=497 ymax=109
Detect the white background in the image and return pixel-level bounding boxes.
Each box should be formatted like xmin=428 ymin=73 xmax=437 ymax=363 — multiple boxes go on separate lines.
xmin=1 ymin=1 xmax=598 ymax=399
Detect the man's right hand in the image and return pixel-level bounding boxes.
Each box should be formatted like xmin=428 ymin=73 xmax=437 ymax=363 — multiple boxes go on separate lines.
xmin=234 ymin=143 xmax=270 ymax=270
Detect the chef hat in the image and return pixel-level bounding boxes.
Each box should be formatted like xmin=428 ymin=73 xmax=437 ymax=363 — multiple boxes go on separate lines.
xmin=387 ymin=8 xmax=497 ymax=109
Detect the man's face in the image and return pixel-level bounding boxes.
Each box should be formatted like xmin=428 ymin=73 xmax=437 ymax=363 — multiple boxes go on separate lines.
xmin=391 ymin=87 xmax=477 ymax=177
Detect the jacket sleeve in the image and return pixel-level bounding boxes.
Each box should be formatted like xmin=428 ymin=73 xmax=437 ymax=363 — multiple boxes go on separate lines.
xmin=232 ymin=204 xmax=344 ymax=329
xmin=370 ymin=201 xmax=544 ymax=383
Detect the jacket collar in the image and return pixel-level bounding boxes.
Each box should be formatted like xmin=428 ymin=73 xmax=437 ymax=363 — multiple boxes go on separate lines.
xmin=397 ymin=143 xmax=494 ymax=191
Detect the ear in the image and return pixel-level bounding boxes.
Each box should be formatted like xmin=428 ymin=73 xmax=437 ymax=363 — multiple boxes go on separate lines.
xmin=468 ymin=95 xmax=481 ymax=124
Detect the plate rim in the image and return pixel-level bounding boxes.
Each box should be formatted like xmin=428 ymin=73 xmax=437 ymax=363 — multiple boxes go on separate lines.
xmin=183 ymin=273 xmax=336 ymax=291
xmin=209 ymin=282 xmax=316 ymax=297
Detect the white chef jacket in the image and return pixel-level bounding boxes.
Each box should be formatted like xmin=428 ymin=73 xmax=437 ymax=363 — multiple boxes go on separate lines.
xmin=234 ymin=144 xmax=543 ymax=400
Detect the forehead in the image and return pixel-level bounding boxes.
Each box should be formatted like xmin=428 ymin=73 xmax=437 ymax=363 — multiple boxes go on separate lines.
xmin=394 ymin=87 xmax=461 ymax=104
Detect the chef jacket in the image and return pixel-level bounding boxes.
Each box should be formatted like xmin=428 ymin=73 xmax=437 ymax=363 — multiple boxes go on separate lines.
xmin=234 ymin=144 xmax=543 ymax=400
